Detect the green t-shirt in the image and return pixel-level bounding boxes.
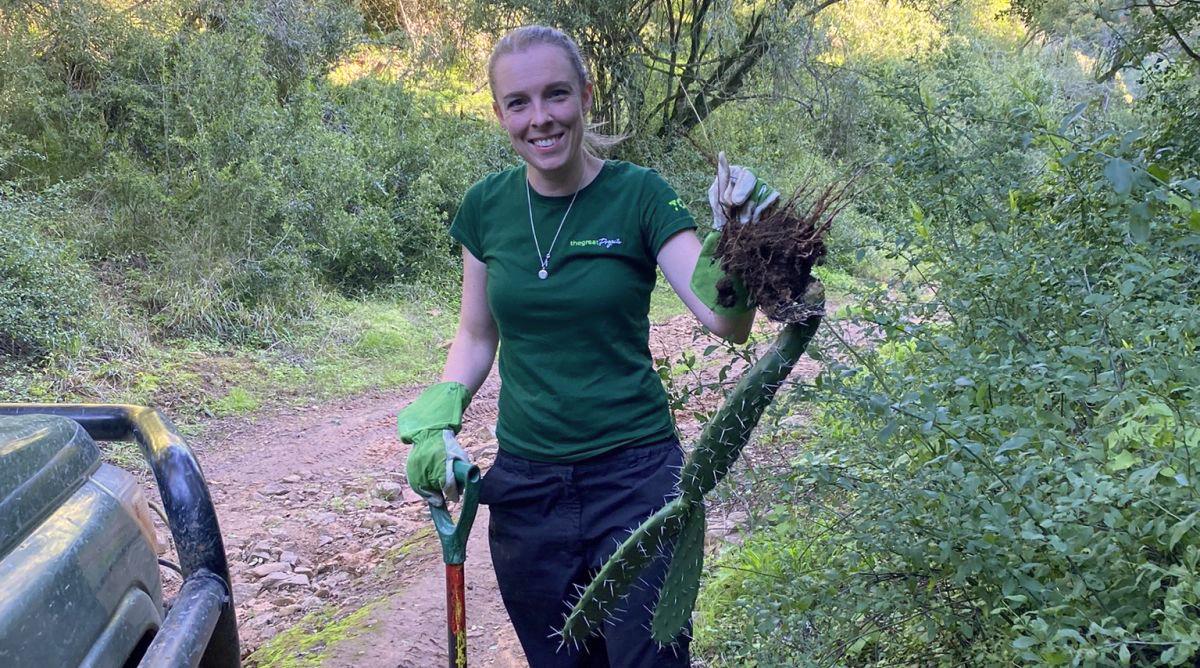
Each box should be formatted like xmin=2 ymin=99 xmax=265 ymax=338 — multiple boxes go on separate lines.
xmin=450 ymin=160 xmax=696 ymax=462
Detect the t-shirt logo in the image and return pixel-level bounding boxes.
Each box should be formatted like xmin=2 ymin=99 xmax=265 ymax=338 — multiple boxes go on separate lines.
xmin=667 ymin=197 xmax=686 ymax=212
xmin=570 ymin=237 xmax=623 ymax=249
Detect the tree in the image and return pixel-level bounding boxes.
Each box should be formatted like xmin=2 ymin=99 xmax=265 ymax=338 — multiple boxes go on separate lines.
xmin=471 ymin=0 xmax=849 ymax=139
xmin=1010 ymin=0 xmax=1200 ymax=79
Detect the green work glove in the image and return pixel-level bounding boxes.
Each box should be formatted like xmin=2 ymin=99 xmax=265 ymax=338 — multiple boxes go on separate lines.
xmin=397 ymin=381 xmax=472 ymax=507
xmin=691 ymin=230 xmax=754 ymax=316
xmin=692 ymin=152 xmax=780 ymax=315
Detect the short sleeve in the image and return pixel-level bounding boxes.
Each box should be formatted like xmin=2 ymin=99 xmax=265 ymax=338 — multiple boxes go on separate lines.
xmin=641 ymin=169 xmax=697 ymax=257
xmin=449 ymin=181 xmax=485 ymax=262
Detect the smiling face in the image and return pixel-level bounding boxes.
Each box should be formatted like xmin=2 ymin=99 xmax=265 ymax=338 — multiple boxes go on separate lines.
xmin=491 ymin=43 xmax=593 ymax=190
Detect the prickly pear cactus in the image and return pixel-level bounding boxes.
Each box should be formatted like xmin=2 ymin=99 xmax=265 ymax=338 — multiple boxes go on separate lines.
xmin=558 ymin=283 xmax=825 ymax=646
xmin=650 ymin=501 xmax=706 ymax=640
xmin=555 ymin=497 xmax=694 ymax=644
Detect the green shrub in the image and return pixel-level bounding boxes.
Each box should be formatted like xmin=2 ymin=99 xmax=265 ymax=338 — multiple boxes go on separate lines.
xmin=695 ymin=18 xmax=1200 ymax=667
xmin=0 ymin=190 xmax=99 ymax=361
xmin=0 ymin=1 xmax=113 ymax=187
xmin=0 ymin=0 xmax=524 ymax=345
xmin=328 ymin=78 xmax=513 ymax=290
xmin=1140 ymin=62 xmax=1200 ymax=177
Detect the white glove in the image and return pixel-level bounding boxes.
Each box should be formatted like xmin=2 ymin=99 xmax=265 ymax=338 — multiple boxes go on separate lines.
xmin=434 ymin=429 xmax=471 ymax=506
xmin=707 ymin=151 xmax=781 ymax=229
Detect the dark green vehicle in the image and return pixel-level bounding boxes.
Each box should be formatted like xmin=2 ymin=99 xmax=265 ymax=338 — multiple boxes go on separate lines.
xmin=0 ymin=405 xmax=240 ymax=667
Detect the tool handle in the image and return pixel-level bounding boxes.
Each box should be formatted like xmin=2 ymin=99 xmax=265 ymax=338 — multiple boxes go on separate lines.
xmin=429 ymin=460 xmax=482 ymax=565
xmin=446 ymin=563 xmax=467 ymax=668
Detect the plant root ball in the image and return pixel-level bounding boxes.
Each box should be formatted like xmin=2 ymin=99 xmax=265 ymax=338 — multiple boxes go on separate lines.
xmin=714 ymin=178 xmax=856 ymax=323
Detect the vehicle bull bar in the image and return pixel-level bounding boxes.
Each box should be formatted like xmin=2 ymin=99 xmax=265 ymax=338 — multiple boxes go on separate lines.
xmin=0 ymin=404 xmax=241 ymax=668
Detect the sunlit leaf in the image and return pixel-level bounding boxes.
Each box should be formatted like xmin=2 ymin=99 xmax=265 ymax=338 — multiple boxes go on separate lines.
xmin=1108 ymin=451 xmax=1139 ymax=471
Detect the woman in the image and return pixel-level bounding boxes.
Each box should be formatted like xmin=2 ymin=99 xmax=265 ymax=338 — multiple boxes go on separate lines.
xmin=396 ymin=25 xmax=774 ymax=667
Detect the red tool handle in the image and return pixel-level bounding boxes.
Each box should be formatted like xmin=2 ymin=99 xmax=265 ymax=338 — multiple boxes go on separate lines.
xmin=446 ymin=563 xmax=467 ymax=668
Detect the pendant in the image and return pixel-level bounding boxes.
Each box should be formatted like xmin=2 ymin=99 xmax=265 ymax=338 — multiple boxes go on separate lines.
xmin=538 ymin=269 xmax=549 ymax=280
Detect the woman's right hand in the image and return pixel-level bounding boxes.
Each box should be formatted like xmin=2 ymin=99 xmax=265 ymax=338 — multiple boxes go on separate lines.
xmin=406 ymin=428 xmax=471 ymax=507
xmin=397 ymin=381 xmax=473 ymax=506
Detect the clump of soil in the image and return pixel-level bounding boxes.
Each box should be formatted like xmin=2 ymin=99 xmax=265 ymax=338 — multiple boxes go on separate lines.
xmin=714 ymin=177 xmax=857 ymax=323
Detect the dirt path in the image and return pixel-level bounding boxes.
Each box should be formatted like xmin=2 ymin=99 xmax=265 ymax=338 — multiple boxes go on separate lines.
xmin=168 ymin=310 xmax=855 ymax=666
xmin=189 ymin=369 xmax=520 ymax=666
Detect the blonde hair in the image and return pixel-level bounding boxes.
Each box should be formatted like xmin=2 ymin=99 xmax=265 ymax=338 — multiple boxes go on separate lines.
xmin=487 ymin=25 xmax=624 ymax=154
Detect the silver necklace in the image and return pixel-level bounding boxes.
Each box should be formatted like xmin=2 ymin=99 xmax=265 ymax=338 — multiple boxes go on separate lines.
xmin=526 ymin=169 xmax=582 ymax=280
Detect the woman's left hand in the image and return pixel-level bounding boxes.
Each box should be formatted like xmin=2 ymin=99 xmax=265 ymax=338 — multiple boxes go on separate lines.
xmin=706 ymin=151 xmax=780 ymax=228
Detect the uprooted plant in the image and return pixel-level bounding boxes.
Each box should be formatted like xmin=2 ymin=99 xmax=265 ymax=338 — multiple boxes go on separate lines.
xmin=714 ymin=177 xmax=858 ymax=322
xmin=556 ymin=175 xmax=859 ymax=647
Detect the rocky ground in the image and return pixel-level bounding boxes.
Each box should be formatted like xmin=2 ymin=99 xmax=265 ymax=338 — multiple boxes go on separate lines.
xmin=143 ymin=308 xmax=861 ymax=666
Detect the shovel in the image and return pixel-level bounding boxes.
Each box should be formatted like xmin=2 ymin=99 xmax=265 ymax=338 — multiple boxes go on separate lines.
xmin=428 ymin=460 xmax=482 ymax=668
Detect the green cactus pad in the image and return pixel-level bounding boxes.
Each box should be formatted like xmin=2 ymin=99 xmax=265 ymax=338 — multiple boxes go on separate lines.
xmin=681 ymin=304 xmax=824 ymax=504
xmin=557 ymin=497 xmax=695 ymax=642
xmin=650 ymin=503 xmax=706 ymax=644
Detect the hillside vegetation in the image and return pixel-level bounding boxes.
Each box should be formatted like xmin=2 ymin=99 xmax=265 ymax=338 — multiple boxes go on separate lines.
xmin=3 ymin=0 xmax=1199 ymax=663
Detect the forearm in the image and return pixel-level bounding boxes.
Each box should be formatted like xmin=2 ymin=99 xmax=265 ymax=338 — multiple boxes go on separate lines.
xmin=441 ymin=246 xmax=497 ymax=396
xmin=703 ymin=304 xmax=754 ymax=343
xmin=441 ymin=327 xmax=497 ymax=397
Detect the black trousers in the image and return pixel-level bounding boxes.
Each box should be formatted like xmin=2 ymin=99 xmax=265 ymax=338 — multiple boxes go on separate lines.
xmin=479 ymin=437 xmax=691 ymax=667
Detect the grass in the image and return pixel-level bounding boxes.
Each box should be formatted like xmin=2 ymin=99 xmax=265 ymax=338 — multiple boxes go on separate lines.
xmin=245 ymin=597 xmax=389 ymax=667
xmin=299 ymin=296 xmax=457 ymax=396
xmin=244 ymin=528 xmax=438 ymax=666
xmin=101 ymin=440 xmax=148 ymax=472
xmin=374 ymin=526 xmax=437 ymax=578
xmin=210 ymin=386 xmax=259 ymax=416
xmin=4 ymin=291 xmax=458 ymax=426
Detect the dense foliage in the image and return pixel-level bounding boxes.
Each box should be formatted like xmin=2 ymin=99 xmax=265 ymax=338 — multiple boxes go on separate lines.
xmin=1 ymin=0 xmax=510 ymax=350
xmin=693 ymin=3 xmax=1200 ymax=666
xmin=4 ymin=0 xmax=1200 ymax=663
xmin=0 ymin=187 xmax=99 ymax=360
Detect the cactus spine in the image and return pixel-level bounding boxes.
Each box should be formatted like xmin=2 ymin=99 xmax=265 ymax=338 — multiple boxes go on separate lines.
xmin=558 ymin=286 xmax=824 ymax=645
